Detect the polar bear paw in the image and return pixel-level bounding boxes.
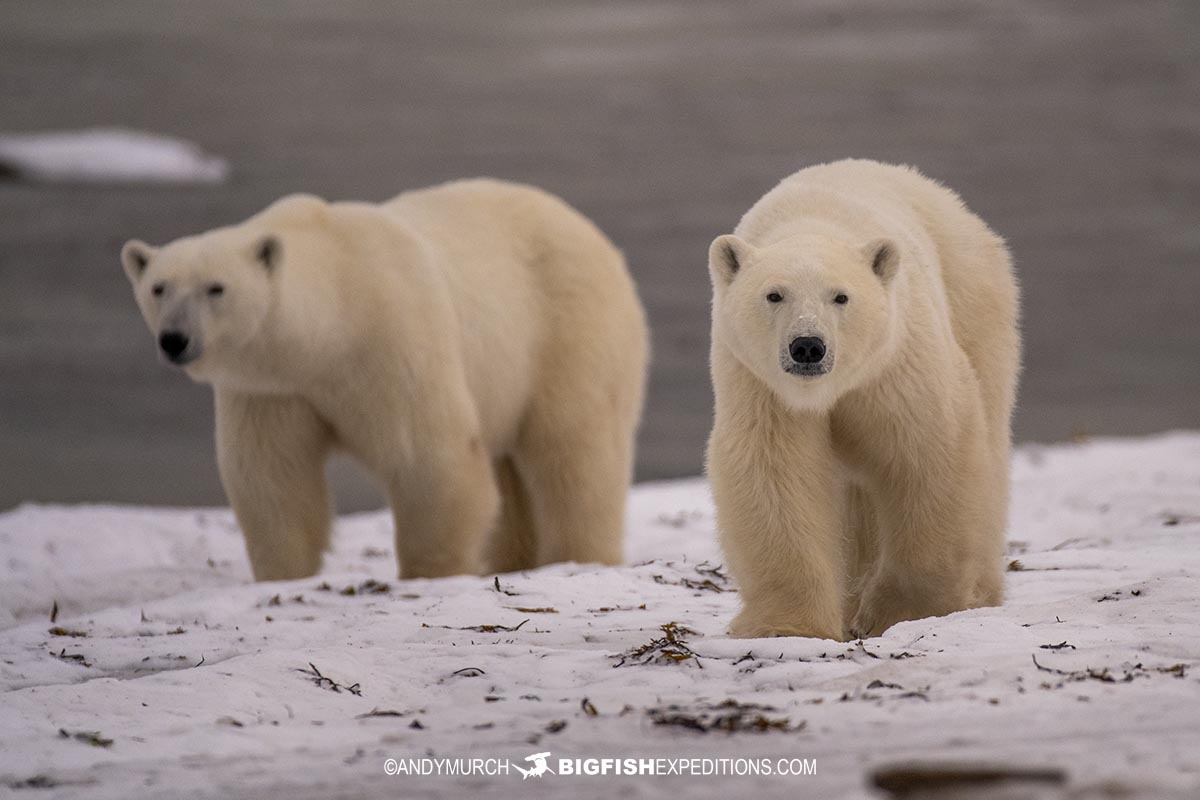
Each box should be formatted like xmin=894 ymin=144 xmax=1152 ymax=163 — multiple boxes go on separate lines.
xmin=728 ymin=609 xmax=844 ymax=641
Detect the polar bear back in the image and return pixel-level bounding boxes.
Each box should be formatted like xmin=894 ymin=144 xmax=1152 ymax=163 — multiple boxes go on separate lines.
xmin=382 ymin=179 xmax=645 ymax=453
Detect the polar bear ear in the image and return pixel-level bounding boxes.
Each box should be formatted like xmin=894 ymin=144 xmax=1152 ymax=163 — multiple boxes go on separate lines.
xmin=253 ymin=235 xmax=281 ymax=272
xmin=865 ymin=238 xmax=899 ymax=285
xmin=121 ymin=239 xmax=156 ymax=283
xmin=709 ymin=234 xmax=753 ymax=287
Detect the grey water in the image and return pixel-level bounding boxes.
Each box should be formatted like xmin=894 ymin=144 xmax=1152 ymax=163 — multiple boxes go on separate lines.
xmin=1 ymin=1 xmax=1197 ymax=511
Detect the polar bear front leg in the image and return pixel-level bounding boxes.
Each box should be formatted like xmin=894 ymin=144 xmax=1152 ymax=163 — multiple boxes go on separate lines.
xmin=215 ymin=389 xmax=334 ymax=581
xmin=710 ymin=421 xmax=847 ymax=641
xmin=851 ymin=445 xmax=999 ymax=637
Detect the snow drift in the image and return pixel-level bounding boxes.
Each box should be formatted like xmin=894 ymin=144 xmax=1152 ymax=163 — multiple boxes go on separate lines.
xmin=1 ymin=433 xmax=1199 ymax=799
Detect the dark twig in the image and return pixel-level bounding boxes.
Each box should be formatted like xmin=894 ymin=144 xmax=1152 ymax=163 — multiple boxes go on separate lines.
xmin=298 ymin=662 xmax=362 ymax=696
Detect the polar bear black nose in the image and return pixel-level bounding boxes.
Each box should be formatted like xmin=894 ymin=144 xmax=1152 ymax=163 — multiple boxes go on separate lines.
xmin=159 ymin=331 xmax=189 ymax=361
xmin=789 ymin=336 xmax=826 ymax=364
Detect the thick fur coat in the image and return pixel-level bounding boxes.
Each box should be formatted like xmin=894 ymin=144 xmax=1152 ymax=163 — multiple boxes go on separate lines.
xmin=123 ymin=179 xmax=648 ymax=581
xmin=706 ymin=159 xmax=1020 ymax=639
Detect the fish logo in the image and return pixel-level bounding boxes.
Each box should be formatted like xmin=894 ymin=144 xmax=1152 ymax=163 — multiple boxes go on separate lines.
xmin=514 ymin=751 xmax=553 ymax=779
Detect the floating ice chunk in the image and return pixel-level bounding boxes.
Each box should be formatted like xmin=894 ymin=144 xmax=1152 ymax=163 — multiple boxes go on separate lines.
xmin=0 ymin=127 xmax=229 ymax=184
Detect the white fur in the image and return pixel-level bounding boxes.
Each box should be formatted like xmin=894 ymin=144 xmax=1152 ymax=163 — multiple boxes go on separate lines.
xmin=123 ymin=179 xmax=649 ymax=581
xmin=706 ymin=159 xmax=1020 ymax=639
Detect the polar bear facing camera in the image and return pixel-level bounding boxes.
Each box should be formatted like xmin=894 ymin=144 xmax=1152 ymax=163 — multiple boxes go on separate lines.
xmin=123 ymin=179 xmax=648 ymax=581
xmin=707 ymin=159 xmax=1019 ymax=639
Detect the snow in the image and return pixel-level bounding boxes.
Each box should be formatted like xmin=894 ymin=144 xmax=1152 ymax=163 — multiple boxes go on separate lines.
xmin=2 ymin=433 xmax=1199 ymax=799
xmin=0 ymin=129 xmax=228 ymax=184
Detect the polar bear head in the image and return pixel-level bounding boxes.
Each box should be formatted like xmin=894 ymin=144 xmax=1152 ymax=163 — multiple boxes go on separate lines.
xmin=119 ymin=196 xmax=327 ymax=384
xmin=122 ymin=228 xmax=280 ymax=381
xmin=709 ymin=231 xmax=902 ymax=411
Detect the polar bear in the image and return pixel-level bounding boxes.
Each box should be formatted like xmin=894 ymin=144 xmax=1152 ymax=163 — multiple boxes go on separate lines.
xmin=122 ymin=179 xmax=648 ymax=581
xmin=706 ymin=159 xmax=1019 ymax=640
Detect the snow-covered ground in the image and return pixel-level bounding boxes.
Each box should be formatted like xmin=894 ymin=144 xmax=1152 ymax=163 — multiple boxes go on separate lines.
xmin=2 ymin=434 xmax=1199 ymax=799
xmin=0 ymin=129 xmax=228 ymax=184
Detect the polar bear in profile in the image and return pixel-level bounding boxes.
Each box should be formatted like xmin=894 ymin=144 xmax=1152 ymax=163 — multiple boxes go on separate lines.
xmin=706 ymin=159 xmax=1020 ymax=639
xmin=122 ymin=179 xmax=648 ymax=581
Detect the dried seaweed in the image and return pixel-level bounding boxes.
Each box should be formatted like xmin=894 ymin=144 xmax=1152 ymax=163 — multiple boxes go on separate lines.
xmin=423 ymin=619 xmax=529 ymax=633
xmin=452 ymin=667 xmax=486 ymax=677
xmin=492 ymin=576 xmax=519 ymax=596
xmin=841 ymin=680 xmax=930 ymax=703
xmin=695 ymin=561 xmax=729 ymax=579
xmin=588 ymin=604 xmax=646 ymax=613
xmin=51 ymin=648 xmax=91 ymax=668
xmin=1097 ymin=589 xmax=1141 ymax=602
xmin=613 ymin=622 xmax=702 ymax=667
xmin=47 ymin=627 xmax=88 ymax=638
xmin=648 ymin=699 xmax=799 ymax=734
xmin=312 ymin=579 xmax=389 ymax=596
xmin=1029 ymin=654 xmax=1179 ymax=687
xmin=263 ymin=594 xmax=307 ymax=607
xmin=58 ymin=729 xmax=112 ymax=748
xmin=356 ymin=708 xmax=407 ymax=719
xmin=651 ymin=574 xmax=729 ymax=593
xmin=346 ymin=579 xmax=388 ymax=596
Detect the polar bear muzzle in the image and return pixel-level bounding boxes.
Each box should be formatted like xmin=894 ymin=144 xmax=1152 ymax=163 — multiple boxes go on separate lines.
xmin=789 ymin=336 xmax=826 ymax=365
xmin=157 ymin=328 xmax=199 ymax=367
xmin=783 ymin=335 xmax=832 ymax=377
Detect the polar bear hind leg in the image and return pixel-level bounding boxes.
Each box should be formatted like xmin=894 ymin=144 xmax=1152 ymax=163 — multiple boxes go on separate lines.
xmin=483 ymin=457 xmax=539 ymax=573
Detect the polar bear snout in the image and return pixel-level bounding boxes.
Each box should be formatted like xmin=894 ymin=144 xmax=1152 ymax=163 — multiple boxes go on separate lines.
xmin=784 ymin=335 xmax=831 ymax=377
xmin=158 ymin=330 xmax=197 ymax=365
xmin=789 ymin=336 xmax=826 ymax=364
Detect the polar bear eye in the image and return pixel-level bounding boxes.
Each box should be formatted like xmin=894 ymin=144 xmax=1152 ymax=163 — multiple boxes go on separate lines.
xmin=834 ymin=293 xmax=849 ymax=305
xmin=766 ymin=291 xmax=784 ymax=304
xmin=207 ymin=283 xmax=225 ymax=298
xmin=151 ymin=283 xmax=166 ymax=297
